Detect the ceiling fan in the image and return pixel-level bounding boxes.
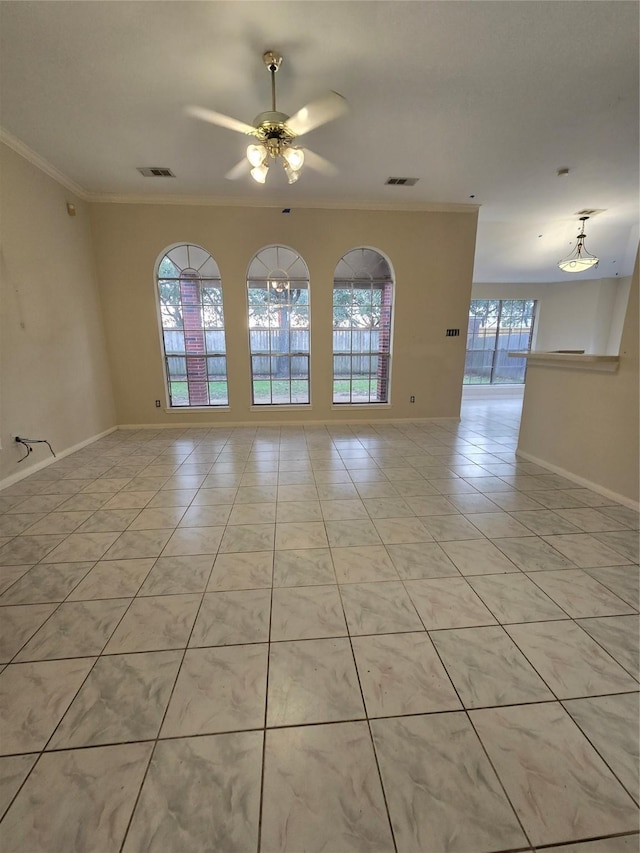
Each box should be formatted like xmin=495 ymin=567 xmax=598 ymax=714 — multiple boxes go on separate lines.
xmin=187 ymin=51 xmax=348 ymax=184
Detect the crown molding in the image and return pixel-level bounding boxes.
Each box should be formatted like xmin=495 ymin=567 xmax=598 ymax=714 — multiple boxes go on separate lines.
xmin=86 ymin=192 xmax=479 ymax=214
xmin=0 ymin=128 xmax=90 ymax=200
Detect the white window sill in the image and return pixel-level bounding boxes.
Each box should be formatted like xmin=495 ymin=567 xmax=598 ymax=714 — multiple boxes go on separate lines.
xmin=165 ymin=406 xmax=231 ymax=413
xmin=250 ymin=404 xmax=312 ymax=411
xmin=331 ymin=403 xmax=392 ymax=409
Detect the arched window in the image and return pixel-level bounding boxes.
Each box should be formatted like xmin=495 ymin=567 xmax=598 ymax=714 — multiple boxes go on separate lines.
xmin=247 ymin=246 xmax=310 ymax=405
xmin=333 ymin=248 xmax=394 ymax=404
xmin=156 ymin=244 xmax=228 ymax=407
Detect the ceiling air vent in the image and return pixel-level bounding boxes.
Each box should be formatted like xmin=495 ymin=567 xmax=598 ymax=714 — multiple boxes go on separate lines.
xmin=137 ymin=167 xmax=176 ymax=178
xmin=385 ymin=177 xmax=419 ymax=186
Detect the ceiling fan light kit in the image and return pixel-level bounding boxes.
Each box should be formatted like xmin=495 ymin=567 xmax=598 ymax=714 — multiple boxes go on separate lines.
xmin=247 ymin=144 xmax=267 ymax=168
xmin=250 ymin=162 xmax=269 ymax=184
xmin=188 ymin=51 xmax=347 ymax=184
xmin=557 ymin=216 xmax=600 ymax=273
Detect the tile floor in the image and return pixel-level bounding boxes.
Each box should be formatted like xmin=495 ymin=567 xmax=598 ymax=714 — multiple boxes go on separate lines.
xmin=0 ymin=397 xmax=638 ymax=852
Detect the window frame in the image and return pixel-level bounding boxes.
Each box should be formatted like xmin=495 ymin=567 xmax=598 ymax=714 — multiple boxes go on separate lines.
xmin=154 ymin=243 xmax=230 ymax=409
xmin=246 ymin=245 xmax=311 ymax=407
xmin=464 ymin=298 xmax=537 ymax=385
xmin=332 ymin=247 xmax=395 ymax=405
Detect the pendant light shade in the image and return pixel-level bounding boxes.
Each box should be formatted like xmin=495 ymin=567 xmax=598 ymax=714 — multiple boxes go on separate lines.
xmin=558 ymin=216 xmax=599 ymax=273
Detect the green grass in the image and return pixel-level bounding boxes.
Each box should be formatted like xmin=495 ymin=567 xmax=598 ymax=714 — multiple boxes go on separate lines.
xmin=169 ymin=376 xmax=388 ymax=405
xmin=169 ymin=381 xmax=228 ymax=405
xmin=252 ymin=380 xmax=309 ymax=403
xmin=332 ymin=379 xmax=375 ymax=393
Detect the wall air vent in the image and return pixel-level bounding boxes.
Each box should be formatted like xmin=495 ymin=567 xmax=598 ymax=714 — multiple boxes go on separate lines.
xmin=137 ymin=167 xmax=176 ymax=178
xmin=385 ymin=177 xmax=419 ymax=186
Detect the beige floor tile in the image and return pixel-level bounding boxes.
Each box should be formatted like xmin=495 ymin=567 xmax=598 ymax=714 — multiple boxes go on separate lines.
xmin=372 ymin=713 xmax=526 ymax=853
xmin=340 ymin=581 xmax=425 ymax=635
xmin=431 ymin=625 xmax=554 ymax=708
xmin=470 ymin=702 xmax=638 ymax=846
xmin=267 ymin=637 xmax=364 ymax=726
xmin=161 ymin=645 xmax=268 ymax=737
xmin=506 ymin=620 xmax=639 ymax=698
xmin=190 ymin=589 xmax=271 ymax=646
xmin=352 ymin=632 xmax=461 ymax=716
xmin=0 ymin=658 xmax=95 ymax=754
xmin=104 ymin=594 xmax=200 ymax=653
xmin=405 ymin=577 xmax=497 ymax=630
xmin=261 ymin=722 xmax=394 ymax=852
xmin=0 ymin=742 xmax=152 ymax=852
xmin=123 ymin=732 xmax=263 ymax=853
xmin=270 ymin=584 xmax=345 ymax=640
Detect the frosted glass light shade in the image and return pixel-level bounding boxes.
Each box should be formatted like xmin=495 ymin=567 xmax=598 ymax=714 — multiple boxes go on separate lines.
xmin=283 ymin=162 xmax=300 ymax=184
xmin=283 ymin=147 xmax=305 ymax=171
xmin=558 ymin=255 xmax=599 ymax=273
xmin=247 ymin=144 xmax=267 ymax=167
xmin=250 ymin=163 xmax=269 ymax=184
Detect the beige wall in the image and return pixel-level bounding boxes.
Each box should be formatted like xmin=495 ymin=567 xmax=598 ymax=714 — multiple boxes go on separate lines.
xmin=0 ymin=143 xmax=116 ymax=483
xmin=89 ymin=203 xmax=478 ymax=425
xmin=517 ymin=252 xmax=639 ymax=506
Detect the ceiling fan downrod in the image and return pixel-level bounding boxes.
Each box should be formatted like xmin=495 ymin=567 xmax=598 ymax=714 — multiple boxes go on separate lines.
xmin=263 ymin=51 xmax=282 ymax=112
xmin=251 ymin=52 xmax=294 ymax=158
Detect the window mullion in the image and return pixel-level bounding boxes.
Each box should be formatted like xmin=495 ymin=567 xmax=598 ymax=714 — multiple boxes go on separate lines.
xmin=490 ymin=300 xmax=503 ymax=384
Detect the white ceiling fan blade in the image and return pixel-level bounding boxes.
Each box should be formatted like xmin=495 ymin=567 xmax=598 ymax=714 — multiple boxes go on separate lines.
xmin=225 ymin=158 xmax=250 ymax=180
xmin=303 ymin=148 xmax=338 ymax=176
xmin=287 ymin=91 xmax=348 ymax=137
xmin=186 ymin=105 xmax=257 ymax=136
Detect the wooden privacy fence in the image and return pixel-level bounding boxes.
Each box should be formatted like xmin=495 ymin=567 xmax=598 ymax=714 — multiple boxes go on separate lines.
xmin=165 ymin=329 xmax=385 ymax=378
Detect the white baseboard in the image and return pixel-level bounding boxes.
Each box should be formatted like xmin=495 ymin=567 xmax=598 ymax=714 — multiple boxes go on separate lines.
xmin=0 ymin=426 xmax=118 ymax=492
xmin=516 ymin=448 xmax=639 ymax=512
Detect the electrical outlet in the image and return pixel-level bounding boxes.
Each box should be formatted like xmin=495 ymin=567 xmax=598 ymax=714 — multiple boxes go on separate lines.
xmin=155 ymin=400 xmax=161 ymax=408
xmin=410 ymin=396 xmax=415 ymax=403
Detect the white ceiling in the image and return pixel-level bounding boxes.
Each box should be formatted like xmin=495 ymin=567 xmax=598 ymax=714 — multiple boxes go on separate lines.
xmin=1 ymin=1 xmax=638 ymax=282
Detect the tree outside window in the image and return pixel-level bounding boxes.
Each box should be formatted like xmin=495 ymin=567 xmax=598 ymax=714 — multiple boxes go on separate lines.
xmin=247 ymin=246 xmax=310 ymax=405
xmin=464 ymin=299 xmax=536 ymax=384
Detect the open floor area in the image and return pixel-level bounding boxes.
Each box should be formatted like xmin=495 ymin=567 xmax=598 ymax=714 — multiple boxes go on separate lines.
xmin=0 ymin=398 xmax=638 ymax=852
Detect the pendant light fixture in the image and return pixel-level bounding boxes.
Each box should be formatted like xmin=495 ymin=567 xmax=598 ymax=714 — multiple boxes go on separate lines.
xmin=558 ymin=216 xmax=599 ymax=273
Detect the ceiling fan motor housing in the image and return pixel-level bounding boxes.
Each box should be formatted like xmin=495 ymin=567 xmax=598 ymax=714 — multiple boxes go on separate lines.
xmin=253 ymin=111 xmax=295 ymax=157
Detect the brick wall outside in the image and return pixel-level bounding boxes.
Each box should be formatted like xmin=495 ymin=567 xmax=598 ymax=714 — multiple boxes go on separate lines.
xmin=180 ymin=274 xmax=209 ymax=406
xmin=376 ymin=281 xmax=393 ymax=402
